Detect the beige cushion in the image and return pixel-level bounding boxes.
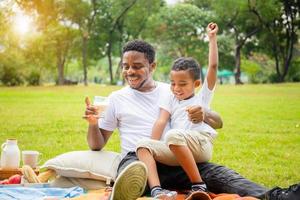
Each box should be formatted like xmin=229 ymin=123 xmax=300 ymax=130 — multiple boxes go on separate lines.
xmin=50 ymin=176 xmax=107 ymax=190
xmin=42 ymin=150 xmax=121 ymax=184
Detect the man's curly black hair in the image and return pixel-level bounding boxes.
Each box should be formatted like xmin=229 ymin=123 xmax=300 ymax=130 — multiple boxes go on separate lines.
xmin=172 ymin=57 xmax=201 ymax=80
xmin=122 ymin=40 xmax=155 ymax=64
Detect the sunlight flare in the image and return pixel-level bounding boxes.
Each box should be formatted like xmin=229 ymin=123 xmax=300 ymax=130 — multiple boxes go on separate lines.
xmin=13 ymin=13 xmax=33 ymax=35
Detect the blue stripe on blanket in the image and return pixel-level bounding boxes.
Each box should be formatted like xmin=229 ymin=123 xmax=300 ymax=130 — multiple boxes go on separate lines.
xmin=0 ymin=186 xmax=84 ymax=200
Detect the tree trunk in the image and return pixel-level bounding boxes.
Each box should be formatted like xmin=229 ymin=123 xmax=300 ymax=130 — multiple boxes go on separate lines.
xmin=234 ymin=45 xmax=243 ymax=84
xmin=249 ymin=0 xmax=297 ymax=83
xmin=82 ymin=33 xmax=88 ymax=86
xmin=200 ymin=66 xmax=204 ymax=84
xmin=273 ymin=44 xmax=281 ymax=82
xmin=114 ymin=60 xmax=122 ymax=83
xmin=105 ymin=0 xmax=137 ymax=85
xmin=279 ymin=21 xmax=294 ymax=82
xmin=57 ymin=61 xmax=64 ymax=85
xmin=107 ymin=41 xmax=114 ymax=84
xmin=57 ymin=48 xmax=65 ymax=85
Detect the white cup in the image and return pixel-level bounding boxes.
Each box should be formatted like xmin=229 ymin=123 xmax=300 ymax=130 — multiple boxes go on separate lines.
xmin=93 ymin=96 xmax=108 ymax=117
xmin=22 ymin=150 xmax=41 ymax=168
xmin=93 ymin=96 xmax=108 ymax=106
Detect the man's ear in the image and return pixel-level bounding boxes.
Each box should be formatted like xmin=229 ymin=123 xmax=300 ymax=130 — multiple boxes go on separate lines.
xmin=150 ymin=62 xmax=156 ymax=73
xmin=194 ymin=79 xmax=201 ymax=88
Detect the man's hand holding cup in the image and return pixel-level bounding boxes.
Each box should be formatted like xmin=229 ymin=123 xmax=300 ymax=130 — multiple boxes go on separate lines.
xmin=83 ymin=96 xmax=106 ymax=125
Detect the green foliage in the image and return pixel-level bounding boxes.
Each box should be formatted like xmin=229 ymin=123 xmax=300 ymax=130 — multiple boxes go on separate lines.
xmin=124 ymin=0 xmax=163 ymax=39
xmin=26 ymin=71 xmax=41 ymax=86
xmin=217 ymin=35 xmax=235 ymax=70
xmin=241 ymin=59 xmax=263 ymax=83
xmin=0 ymin=66 xmax=24 ymax=86
xmin=249 ymin=0 xmax=299 ymax=81
xmin=212 ymin=0 xmax=256 ymax=28
xmin=241 ymin=53 xmax=277 ymax=83
xmin=287 ymin=58 xmax=300 ymax=82
xmin=241 ymin=59 xmax=261 ymax=74
xmin=184 ymin=0 xmax=212 ymax=9
xmin=0 ymin=0 xmax=298 ymax=86
xmin=144 ymin=3 xmax=212 ymax=74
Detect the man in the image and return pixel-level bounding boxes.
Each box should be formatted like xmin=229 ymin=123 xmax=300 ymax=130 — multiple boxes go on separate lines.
xmin=84 ymin=40 xmax=299 ymax=200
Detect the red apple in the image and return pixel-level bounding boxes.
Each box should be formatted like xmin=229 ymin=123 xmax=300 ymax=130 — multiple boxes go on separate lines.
xmin=8 ymin=174 xmax=22 ymax=184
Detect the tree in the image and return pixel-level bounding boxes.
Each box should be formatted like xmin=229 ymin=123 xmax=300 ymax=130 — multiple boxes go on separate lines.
xmin=0 ymin=2 xmax=25 ymax=86
xmin=183 ymin=1 xmax=236 ymax=74
xmin=117 ymin=0 xmax=163 ymax=80
xmin=106 ymin=0 xmax=137 ymax=84
xmin=91 ymin=0 xmax=163 ymax=84
xmin=212 ymin=0 xmax=261 ymax=84
xmin=62 ymin=0 xmax=99 ymax=86
xmin=184 ymin=0 xmax=212 ymax=9
xmin=16 ymin=0 xmax=80 ymax=85
xmin=144 ymin=4 xmax=213 ymax=80
xmin=249 ymin=0 xmax=299 ymax=82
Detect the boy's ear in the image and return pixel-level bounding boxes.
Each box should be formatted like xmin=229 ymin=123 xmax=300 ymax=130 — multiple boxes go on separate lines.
xmin=194 ymin=79 xmax=201 ymax=88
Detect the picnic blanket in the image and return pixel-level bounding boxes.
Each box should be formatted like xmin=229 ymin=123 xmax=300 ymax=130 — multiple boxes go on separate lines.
xmin=69 ymin=188 xmax=259 ymax=200
xmin=0 ymin=186 xmax=84 ymax=200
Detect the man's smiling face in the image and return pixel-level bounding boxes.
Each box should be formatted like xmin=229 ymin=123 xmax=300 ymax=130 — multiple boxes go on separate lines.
xmin=122 ymin=51 xmax=155 ymax=92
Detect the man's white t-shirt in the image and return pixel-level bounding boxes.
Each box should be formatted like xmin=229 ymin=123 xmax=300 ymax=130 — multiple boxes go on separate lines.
xmin=99 ymin=82 xmax=171 ymax=157
xmin=160 ymin=79 xmax=217 ymax=138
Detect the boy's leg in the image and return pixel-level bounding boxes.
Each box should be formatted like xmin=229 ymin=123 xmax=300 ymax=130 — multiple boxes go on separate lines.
xmin=136 ymin=139 xmax=178 ymax=199
xmin=136 ymin=138 xmax=179 ymax=166
xmin=166 ymin=130 xmax=213 ymax=184
xmin=136 ymin=147 xmax=161 ymax=188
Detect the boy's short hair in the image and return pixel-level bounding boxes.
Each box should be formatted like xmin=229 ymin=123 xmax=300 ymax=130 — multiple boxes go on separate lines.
xmin=172 ymin=57 xmax=201 ymax=80
xmin=122 ymin=40 xmax=155 ymax=64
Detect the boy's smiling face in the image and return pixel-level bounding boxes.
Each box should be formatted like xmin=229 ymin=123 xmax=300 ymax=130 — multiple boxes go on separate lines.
xmin=170 ymin=70 xmax=201 ymax=101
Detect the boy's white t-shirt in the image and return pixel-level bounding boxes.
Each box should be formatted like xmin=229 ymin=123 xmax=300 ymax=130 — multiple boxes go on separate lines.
xmin=159 ymin=79 xmax=217 ymax=138
xmin=99 ymin=82 xmax=171 ymax=157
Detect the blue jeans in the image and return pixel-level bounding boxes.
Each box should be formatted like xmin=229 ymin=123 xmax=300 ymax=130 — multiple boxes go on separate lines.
xmin=117 ymin=152 xmax=268 ymax=198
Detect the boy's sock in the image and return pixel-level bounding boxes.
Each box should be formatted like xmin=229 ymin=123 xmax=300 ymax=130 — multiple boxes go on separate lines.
xmin=150 ymin=186 xmax=163 ymax=197
xmin=150 ymin=186 xmax=178 ymax=199
xmin=191 ymin=182 xmax=208 ymax=192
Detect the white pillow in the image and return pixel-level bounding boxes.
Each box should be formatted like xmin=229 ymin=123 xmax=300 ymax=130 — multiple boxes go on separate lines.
xmin=42 ymin=150 xmax=121 ymax=184
xmin=50 ymin=176 xmax=107 ymax=190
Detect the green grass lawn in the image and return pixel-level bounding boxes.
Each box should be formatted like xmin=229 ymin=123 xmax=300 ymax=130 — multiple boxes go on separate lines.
xmin=0 ymin=83 xmax=299 ymax=188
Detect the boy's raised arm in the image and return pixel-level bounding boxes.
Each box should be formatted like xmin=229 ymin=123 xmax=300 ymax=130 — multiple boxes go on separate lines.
xmin=206 ymin=22 xmax=219 ymax=90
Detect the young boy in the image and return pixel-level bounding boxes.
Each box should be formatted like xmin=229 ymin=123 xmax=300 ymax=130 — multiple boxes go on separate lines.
xmin=136 ymin=22 xmax=219 ymax=199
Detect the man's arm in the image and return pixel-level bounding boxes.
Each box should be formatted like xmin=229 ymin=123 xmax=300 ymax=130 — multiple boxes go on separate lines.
xmin=204 ymin=110 xmax=223 ymax=129
xmin=186 ymin=105 xmax=223 ymax=129
xmin=87 ymin=125 xmax=112 ymax=150
xmin=84 ymin=96 xmax=113 ymax=150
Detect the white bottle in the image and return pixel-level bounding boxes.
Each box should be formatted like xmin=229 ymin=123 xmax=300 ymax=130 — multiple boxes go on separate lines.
xmin=1 ymin=139 xmax=20 ymax=169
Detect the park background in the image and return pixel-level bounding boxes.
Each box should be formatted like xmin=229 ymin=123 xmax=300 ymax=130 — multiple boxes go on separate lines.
xmin=0 ymin=0 xmax=299 ymax=190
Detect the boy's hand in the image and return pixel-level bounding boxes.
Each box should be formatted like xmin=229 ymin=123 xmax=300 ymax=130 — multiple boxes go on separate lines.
xmin=186 ymin=105 xmax=205 ymax=124
xmin=207 ymin=22 xmax=218 ymax=38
